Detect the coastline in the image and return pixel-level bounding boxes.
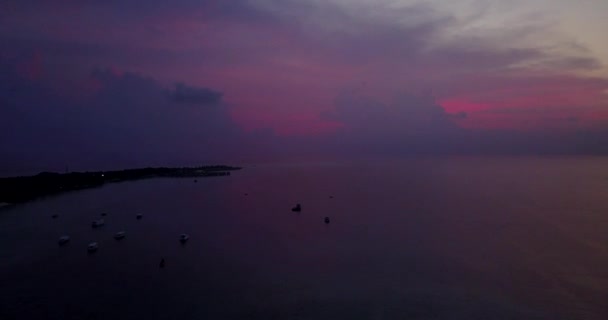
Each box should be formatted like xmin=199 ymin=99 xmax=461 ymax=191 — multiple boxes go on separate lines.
xmin=0 ymin=165 xmax=241 ymax=204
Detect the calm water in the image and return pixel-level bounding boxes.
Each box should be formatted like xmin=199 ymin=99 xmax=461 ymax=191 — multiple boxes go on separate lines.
xmin=1 ymin=157 xmax=608 ymax=319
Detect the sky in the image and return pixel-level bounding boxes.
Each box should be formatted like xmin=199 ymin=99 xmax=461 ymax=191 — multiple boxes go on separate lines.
xmin=1 ymin=0 xmax=608 ymax=172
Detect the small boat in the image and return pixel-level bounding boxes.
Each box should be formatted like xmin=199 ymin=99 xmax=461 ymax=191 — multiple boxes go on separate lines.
xmin=101 ymin=213 xmax=107 ymax=217
xmin=58 ymin=235 xmax=70 ymax=245
xmin=114 ymin=231 xmax=126 ymax=240
xmin=87 ymin=242 xmax=99 ymax=253
xmin=324 ymin=217 xmax=330 ymax=224
xmin=291 ymin=204 xmax=302 ymax=212
xmin=52 ymin=214 xmax=59 ymax=219
xmin=136 ymin=214 xmax=143 ymax=220
xmin=179 ymin=234 xmax=190 ymax=243
xmin=91 ymin=219 xmax=105 ymax=228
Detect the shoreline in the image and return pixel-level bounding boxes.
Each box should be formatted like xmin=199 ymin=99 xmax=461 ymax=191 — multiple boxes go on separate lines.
xmin=0 ymin=165 xmax=241 ymax=204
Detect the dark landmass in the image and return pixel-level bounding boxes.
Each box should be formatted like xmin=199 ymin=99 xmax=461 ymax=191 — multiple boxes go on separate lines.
xmin=0 ymin=165 xmax=241 ymax=204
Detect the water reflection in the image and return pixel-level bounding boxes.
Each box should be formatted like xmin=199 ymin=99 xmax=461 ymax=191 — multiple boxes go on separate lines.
xmin=1 ymin=157 xmax=607 ymax=319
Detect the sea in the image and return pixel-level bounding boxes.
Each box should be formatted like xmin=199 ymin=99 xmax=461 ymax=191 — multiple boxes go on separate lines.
xmin=1 ymin=156 xmax=607 ymax=319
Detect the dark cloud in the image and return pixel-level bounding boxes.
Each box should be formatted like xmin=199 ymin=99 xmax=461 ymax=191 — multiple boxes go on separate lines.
xmin=1 ymin=0 xmax=272 ymax=25
xmin=316 ymin=92 xmax=467 ymax=155
xmin=2 ymin=0 xmax=608 ymax=174
xmin=325 ymin=93 xmax=461 ymax=136
xmin=313 ymin=90 xmax=608 ymax=157
xmin=3 ymin=0 xmax=602 ymax=81
xmin=0 ymin=64 xmax=267 ymax=174
xmin=170 ymin=83 xmax=223 ymax=105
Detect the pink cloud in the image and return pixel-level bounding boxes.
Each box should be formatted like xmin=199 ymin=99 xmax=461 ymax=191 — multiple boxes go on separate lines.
xmin=3 ymin=0 xmax=608 ymax=156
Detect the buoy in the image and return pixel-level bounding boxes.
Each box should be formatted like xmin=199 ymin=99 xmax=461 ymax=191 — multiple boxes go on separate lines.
xmin=87 ymin=242 xmax=99 ymax=253
xmin=91 ymin=219 xmax=105 ymax=228
xmin=159 ymin=258 xmax=165 ymax=268
xmin=179 ymin=234 xmax=190 ymax=243
xmin=58 ymin=235 xmax=70 ymax=246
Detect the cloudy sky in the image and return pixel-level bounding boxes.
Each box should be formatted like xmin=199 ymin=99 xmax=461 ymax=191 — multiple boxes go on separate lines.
xmin=1 ymin=0 xmax=608 ymax=172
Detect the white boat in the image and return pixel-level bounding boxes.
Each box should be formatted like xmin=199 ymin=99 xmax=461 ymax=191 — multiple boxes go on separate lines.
xmin=87 ymin=242 xmax=99 ymax=253
xmin=179 ymin=234 xmax=189 ymax=243
xmin=58 ymin=235 xmax=70 ymax=245
xmin=91 ymin=219 xmax=105 ymax=228
xmin=114 ymin=231 xmax=126 ymax=240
